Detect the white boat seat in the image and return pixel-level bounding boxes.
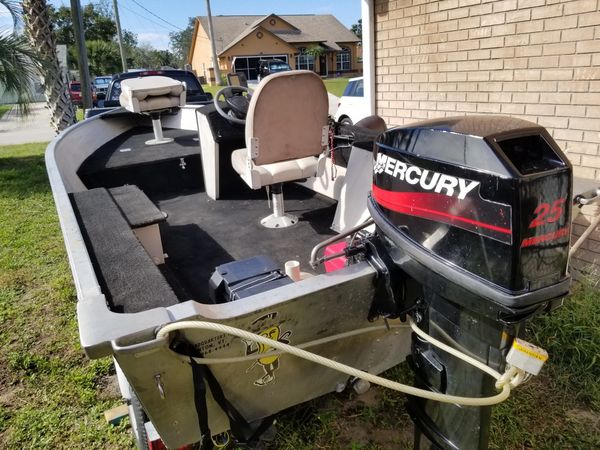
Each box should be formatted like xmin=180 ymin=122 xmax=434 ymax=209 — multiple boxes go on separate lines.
xmin=231 ymin=70 xmax=329 ymax=228
xmin=119 ymin=76 xmax=186 ymax=145
xmin=120 ymin=76 xmax=186 ymax=113
xmin=231 ymin=152 xmax=320 ymax=189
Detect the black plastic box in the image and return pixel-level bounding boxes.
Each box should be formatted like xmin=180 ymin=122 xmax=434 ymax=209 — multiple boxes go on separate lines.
xmin=209 ymin=256 xmax=293 ymax=303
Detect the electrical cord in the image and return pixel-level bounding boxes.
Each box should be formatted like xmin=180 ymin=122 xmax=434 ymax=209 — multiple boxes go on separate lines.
xmin=156 ymin=317 xmax=525 ymax=406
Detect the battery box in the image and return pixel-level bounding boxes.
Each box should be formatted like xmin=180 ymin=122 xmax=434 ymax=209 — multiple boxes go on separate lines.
xmin=208 ymin=255 xmax=293 ymax=303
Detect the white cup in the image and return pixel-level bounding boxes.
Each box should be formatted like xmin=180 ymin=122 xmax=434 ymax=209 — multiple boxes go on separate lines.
xmin=285 ymin=260 xmax=301 ymax=282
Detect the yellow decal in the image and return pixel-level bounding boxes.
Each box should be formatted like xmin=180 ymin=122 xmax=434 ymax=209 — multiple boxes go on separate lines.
xmin=243 ymin=312 xmax=292 ymax=386
xmin=257 ymin=326 xmax=280 ymax=365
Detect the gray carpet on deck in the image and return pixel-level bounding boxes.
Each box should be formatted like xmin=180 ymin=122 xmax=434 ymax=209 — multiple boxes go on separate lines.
xmin=79 ymin=127 xmax=200 ymax=173
xmin=109 ymin=185 xmax=165 ymax=227
xmin=154 ymin=184 xmax=337 ymax=302
xmin=72 ymin=188 xmax=179 ymax=313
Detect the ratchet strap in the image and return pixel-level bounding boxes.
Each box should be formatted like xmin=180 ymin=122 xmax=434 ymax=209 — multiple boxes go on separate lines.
xmin=184 ymin=344 xmax=275 ymax=448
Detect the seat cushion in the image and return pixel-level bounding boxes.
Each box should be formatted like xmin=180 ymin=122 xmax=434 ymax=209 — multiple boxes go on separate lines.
xmin=245 ymin=70 xmax=328 ymax=166
xmin=231 ymin=149 xmax=319 ymax=189
xmin=120 ymin=76 xmax=186 ymax=113
xmin=137 ymin=95 xmax=182 ymax=112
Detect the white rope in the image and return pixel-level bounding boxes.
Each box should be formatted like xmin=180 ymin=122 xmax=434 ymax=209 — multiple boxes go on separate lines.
xmin=156 ymin=318 xmax=516 ymax=406
xmin=407 ymin=317 xmax=502 ymax=380
xmin=175 ymin=324 xmax=409 ymax=365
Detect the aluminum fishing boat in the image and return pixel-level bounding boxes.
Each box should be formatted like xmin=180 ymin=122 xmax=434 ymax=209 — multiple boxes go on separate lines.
xmin=46 ymin=70 xmax=590 ymax=449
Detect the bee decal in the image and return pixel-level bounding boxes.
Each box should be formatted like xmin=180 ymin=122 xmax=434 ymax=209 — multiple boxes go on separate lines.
xmin=243 ymin=312 xmax=292 ymax=386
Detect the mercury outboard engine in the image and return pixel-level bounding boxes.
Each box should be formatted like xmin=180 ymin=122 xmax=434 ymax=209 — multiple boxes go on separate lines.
xmin=367 ymin=116 xmax=572 ymax=449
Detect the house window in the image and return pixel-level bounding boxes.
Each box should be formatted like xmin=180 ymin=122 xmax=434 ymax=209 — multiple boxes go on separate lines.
xmin=296 ymin=47 xmax=314 ymax=71
xmin=336 ymin=47 xmax=351 ymax=71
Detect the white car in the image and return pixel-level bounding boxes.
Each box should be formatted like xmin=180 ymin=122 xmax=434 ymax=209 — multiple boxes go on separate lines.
xmin=334 ymin=77 xmax=368 ymax=125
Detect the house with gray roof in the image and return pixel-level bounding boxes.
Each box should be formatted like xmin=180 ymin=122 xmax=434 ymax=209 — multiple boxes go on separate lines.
xmin=188 ymin=14 xmax=362 ymax=81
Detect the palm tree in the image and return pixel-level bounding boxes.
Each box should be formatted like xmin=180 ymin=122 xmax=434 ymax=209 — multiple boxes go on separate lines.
xmin=0 ymin=0 xmax=39 ymax=114
xmin=20 ymin=0 xmax=76 ymax=132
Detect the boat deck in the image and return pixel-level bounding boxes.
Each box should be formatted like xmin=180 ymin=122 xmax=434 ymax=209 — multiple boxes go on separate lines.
xmin=154 ymin=185 xmax=336 ymax=302
xmin=79 ymin=127 xmax=200 ymax=172
xmin=74 ymin=125 xmax=337 ymax=311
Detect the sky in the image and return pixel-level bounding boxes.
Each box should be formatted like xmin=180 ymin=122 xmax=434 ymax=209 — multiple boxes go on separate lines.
xmin=0 ymin=1 xmax=362 ymax=51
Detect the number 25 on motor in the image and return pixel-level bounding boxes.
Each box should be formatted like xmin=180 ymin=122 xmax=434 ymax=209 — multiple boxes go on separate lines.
xmin=528 ymin=198 xmax=566 ymax=228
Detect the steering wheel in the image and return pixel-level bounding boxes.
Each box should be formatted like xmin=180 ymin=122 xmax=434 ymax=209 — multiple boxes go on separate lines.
xmin=214 ymin=86 xmax=251 ymax=125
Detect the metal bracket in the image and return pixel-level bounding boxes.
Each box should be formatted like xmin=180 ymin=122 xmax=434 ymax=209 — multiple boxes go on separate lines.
xmin=364 ymin=238 xmax=398 ymax=322
xmin=321 ymin=126 xmax=329 ymax=147
xmin=250 ymin=137 xmax=259 ymax=159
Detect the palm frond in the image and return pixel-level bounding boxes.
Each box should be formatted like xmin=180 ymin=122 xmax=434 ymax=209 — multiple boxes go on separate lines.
xmin=0 ymin=0 xmax=22 ymax=30
xmin=0 ymin=32 xmax=41 ymax=114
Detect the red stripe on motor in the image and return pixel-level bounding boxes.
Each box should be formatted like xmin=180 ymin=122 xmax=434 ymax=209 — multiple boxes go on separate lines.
xmin=372 ymin=185 xmax=512 ymax=235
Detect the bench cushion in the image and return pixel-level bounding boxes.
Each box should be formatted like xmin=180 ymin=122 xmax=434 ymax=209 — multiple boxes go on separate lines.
xmin=119 ymin=76 xmax=186 ymax=113
xmin=109 ymin=185 xmax=166 ymax=227
xmin=72 ymin=188 xmax=178 ymax=313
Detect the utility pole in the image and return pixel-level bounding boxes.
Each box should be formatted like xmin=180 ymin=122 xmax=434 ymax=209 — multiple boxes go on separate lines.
xmin=112 ymin=0 xmax=128 ymax=72
xmin=70 ymin=0 xmax=92 ymax=110
xmin=205 ymin=0 xmax=222 ymax=85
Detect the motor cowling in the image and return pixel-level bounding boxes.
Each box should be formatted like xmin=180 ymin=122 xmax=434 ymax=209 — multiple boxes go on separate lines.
xmin=367 ymin=116 xmax=573 ymax=449
xmin=370 ymin=116 xmax=571 ymax=309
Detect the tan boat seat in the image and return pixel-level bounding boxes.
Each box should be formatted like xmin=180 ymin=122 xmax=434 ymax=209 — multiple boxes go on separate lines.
xmin=231 ymin=70 xmax=329 ymax=228
xmin=120 ymin=76 xmax=186 ymax=112
xmin=119 ymin=76 xmax=186 ymax=145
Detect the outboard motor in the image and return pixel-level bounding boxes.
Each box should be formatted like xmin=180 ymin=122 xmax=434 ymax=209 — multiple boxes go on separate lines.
xmin=367 ymin=116 xmax=572 ymax=449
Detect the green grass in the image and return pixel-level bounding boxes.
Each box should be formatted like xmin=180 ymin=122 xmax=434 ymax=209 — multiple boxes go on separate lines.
xmin=0 ymin=104 xmax=12 ymax=119
xmin=323 ymin=77 xmax=351 ymax=97
xmin=0 ymin=142 xmax=135 ymax=449
xmin=202 ymin=76 xmax=350 ymax=98
xmin=489 ymin=281 xmax=600 ymax=449
xmin=0 ymin=142 xmax=597 ymax=448
xmin=202 ymin=83 xmax=220 ymax=98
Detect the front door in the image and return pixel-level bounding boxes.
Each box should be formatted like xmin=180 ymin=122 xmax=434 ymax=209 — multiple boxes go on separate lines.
xmin=319 ymin=55 xmax=327 ymax=76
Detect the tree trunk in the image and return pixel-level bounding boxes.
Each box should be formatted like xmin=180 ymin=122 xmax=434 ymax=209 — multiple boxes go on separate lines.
xmin=22 ymin=0 xmax=76 ymax=133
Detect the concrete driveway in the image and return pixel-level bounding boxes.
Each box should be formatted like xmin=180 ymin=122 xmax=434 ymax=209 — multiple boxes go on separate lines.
xmin=0 ymin=103 xmax=56 ymax=145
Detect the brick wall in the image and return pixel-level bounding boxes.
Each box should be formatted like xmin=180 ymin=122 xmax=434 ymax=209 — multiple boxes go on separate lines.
xmin=374 ymin=0 xmax=600 ymax=277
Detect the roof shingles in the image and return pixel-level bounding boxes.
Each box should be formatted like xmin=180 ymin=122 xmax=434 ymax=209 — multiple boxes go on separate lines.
xmin=198 ymin=14 xmax=359 ymax=54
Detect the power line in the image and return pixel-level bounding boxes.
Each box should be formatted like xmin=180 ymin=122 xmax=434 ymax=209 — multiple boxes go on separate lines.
xmin=120 ymin=1 xmax=176 ymax=33
xmin=128 ymin=0 xmax=183 ymax=31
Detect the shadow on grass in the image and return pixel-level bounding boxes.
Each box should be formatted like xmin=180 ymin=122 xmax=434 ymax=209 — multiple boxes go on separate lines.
xmin=0 ymin=154 xmax=50 ymax=197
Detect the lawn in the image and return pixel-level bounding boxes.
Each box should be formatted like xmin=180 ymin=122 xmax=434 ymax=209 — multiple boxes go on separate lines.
xmin=323 ymin=77 xmax=351 ymax=97
xmin=0 ymin=143 xmax=135 ymax=449
xmin=202 ymin=76 xmax=350 ymax=98
xmin=0 ymin=142 xmax=598 ymax=448
xmin=0 ymin=104 xmax=12 ymax=119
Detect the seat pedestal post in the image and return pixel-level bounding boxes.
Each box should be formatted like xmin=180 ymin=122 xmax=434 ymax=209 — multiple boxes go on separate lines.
xmin=260 ymin=184 xmax=298 ymax=229
xmin=146 ymin=113 xmax=173 ymax=146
